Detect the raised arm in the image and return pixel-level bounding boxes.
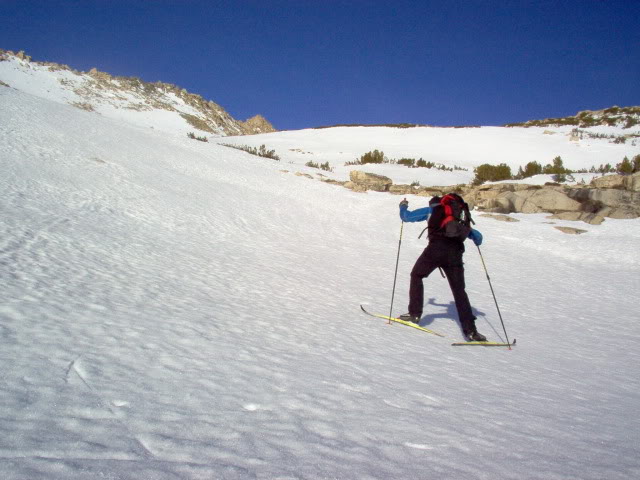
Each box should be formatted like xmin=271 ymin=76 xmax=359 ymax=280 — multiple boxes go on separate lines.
xmin=399 ymin=199 xmax=432 ymax=223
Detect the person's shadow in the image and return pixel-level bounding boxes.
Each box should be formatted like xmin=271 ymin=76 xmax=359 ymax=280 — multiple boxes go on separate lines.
xmin=419 ymin=297 xmax=489 ymax=336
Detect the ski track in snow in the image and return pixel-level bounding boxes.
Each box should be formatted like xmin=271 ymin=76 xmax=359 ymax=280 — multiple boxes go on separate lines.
xmin=1 ymin=88 xmax=640 ymax=479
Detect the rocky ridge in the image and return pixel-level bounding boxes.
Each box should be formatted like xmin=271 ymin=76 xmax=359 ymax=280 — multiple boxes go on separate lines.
xmin=0 ymin=49 xmax=276 ymax=136
xmin=505 ymin=106 xmax=640 ymax=130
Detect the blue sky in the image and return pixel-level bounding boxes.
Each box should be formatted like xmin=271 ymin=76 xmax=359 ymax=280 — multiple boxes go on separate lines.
xmin=2 ymin=0 xmax=638 ymax=130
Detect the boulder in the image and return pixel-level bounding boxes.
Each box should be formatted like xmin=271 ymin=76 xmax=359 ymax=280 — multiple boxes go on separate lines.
xmin=591 ymin=174 xmax=626 ymax=190
xmin=598 ymin=205 xmax=640 ymax=219
xmin=349 ymin=171 xmax=393 ymax=192
xmin=624 ymin=172 xmax=640 ymax=192
xmin=467 ymin=183 xmax=538 ymax=211
xmin=487 ymin=188 xmax=581 ymax=214
xmin=526 ymin=188 xmax=583 ymax=213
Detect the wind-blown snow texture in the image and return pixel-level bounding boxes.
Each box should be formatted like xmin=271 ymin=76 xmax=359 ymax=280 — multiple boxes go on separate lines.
xmin=1 ymin=87 xmax=640 ymax=479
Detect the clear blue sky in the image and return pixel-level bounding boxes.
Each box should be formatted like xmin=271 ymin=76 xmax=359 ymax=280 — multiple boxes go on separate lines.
xmin=2 ymin=0 xmax=638 ymax=130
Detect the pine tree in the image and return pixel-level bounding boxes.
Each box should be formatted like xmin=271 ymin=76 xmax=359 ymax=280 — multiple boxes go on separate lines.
xmin=616 ymin=156 xmax=633 ymax=175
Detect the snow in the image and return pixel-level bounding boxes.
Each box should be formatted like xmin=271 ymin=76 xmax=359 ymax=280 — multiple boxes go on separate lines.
xmin=218 ymin=125 xmax=639 ymax=186
xmin=2 ymin=84 xmax=640 ymax=479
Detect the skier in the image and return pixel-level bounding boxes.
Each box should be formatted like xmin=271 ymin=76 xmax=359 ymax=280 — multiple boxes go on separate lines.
xmin=398 ymin=196 xmax=487 ymax=342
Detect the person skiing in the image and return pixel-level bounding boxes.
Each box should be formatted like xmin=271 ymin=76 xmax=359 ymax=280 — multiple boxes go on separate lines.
xmin=398 ymin=195 xmax=487 ymax=342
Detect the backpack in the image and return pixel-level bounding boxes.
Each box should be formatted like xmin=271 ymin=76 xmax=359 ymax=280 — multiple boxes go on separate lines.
xmin=432 ymin=193 xmax=474 ymax=241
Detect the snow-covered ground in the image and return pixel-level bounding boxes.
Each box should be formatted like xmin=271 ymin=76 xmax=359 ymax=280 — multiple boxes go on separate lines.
xmin=2 ymin=86 xmax=640 ymax=479
xmin=217 ymin=124 xmax=640 ymax=187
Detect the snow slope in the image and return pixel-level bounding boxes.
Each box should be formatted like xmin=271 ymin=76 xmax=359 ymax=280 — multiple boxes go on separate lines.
xmin=2 ymin=86 xmax=640 ymax=479
xmin=218 ymin=125 xmax=640 ymax=186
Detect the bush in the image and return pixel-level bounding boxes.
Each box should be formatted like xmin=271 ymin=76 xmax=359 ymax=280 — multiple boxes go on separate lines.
xmin=616 ymin=156 xmax=633 ymax=175
xmin=359 ymin=149 xmax=386 ymax=164
xmin=345 ymin=149 xmax=389 ymax=166
xmin=473 ymin=163 xmax=512 ymax=185
xmin=220 ymin=143 xmax=280 ymax=160
xmin=187 ymin=132 xmax=208 ymax=142
xmin=397 ymin=158 xmax=415 ymax=167
xmin=306 ymin=160 xmax=332 ymax=172
xmin=552 ymin=173 xmax=567 ymax=183
xmin=543 ymin=156 xmax=568 ymax=175
xmin=633 ymin=155 xmax=640 ymax=173
xmin=516 ymin=161 xmax=543 ymax=179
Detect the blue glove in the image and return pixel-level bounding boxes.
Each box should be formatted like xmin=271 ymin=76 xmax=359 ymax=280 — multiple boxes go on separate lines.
xmin=468 ymin=229 xmax=483 ymax=246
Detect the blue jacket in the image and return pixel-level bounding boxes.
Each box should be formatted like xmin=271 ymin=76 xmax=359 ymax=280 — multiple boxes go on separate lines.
xmin=399 ymin=204 xmax=432 ymax=223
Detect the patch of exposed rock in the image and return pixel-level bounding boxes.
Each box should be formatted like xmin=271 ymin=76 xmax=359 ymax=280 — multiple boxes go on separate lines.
xmin=240 ymin=115 xmax=276 ymax=135
xmin=554 ymin=226 xmax=588 ymax=235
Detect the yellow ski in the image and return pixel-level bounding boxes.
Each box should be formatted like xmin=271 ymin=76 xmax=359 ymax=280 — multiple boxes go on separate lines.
xmin=360 ymin=305 xmax=445 ymax=337
xmin=451 ymin=339 xmax=516 ymax=347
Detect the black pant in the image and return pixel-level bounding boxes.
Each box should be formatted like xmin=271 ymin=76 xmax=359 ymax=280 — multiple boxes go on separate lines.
xmin=408 ymin=241 xmax=476 ymax=333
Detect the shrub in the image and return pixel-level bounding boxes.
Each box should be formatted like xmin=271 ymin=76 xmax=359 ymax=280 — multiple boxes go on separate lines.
xmin=616 ymin=156 xmax=633 ymax=175
xmin=220 ymin=143 xmax=280 ymax=160
xmin=320 ymin=161 xmax=332 ymax=171
xmin=359 ymin=149 xmax=386 ymax=164
xmin=517 ymin=161 xmax=543 ymax=179
xmin=552 ymin=173 xmax=567 ymax=183
xmin=473 ymin=163 xmax=512 ymax=185
xmin=187 ymin=132 xmax=208 ymax=142
xmin=397 ymin=158 xmax=415 ymax=167
xmin=345 ymin=149 xmax=389 ymax=166
xmin=543 ymin=156 xmax=568 ymax=175
xmin=306 ymin=160 xmax=333 ymax=172
xmin=633 ymin=155 xmax=640 ymax=173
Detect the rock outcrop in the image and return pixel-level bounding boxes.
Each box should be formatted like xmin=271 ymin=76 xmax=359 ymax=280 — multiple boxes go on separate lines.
xmin=240 ymin=115 xmax=276 ymax=135
xmin=345 ymin=171 xmax=393 ymax=192
xmin=347 ymin=170 xmax=640 ymax=223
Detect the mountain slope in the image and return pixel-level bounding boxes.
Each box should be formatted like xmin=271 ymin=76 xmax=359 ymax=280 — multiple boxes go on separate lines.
xmin=1 ymin=84 xmax=640 ymax=479
xmin=0 ymin=49 xmax=275 ymax=137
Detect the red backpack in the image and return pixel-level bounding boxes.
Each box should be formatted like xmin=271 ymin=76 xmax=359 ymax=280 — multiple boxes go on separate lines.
xmin=437 ymin=193 xmax=474 ymax=241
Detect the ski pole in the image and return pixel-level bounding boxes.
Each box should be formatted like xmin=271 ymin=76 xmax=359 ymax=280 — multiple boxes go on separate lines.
xmin=476 ymin=245 xmax=512 ymax=349
xmin=388 ymin=221 xmax=404 ymax=324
